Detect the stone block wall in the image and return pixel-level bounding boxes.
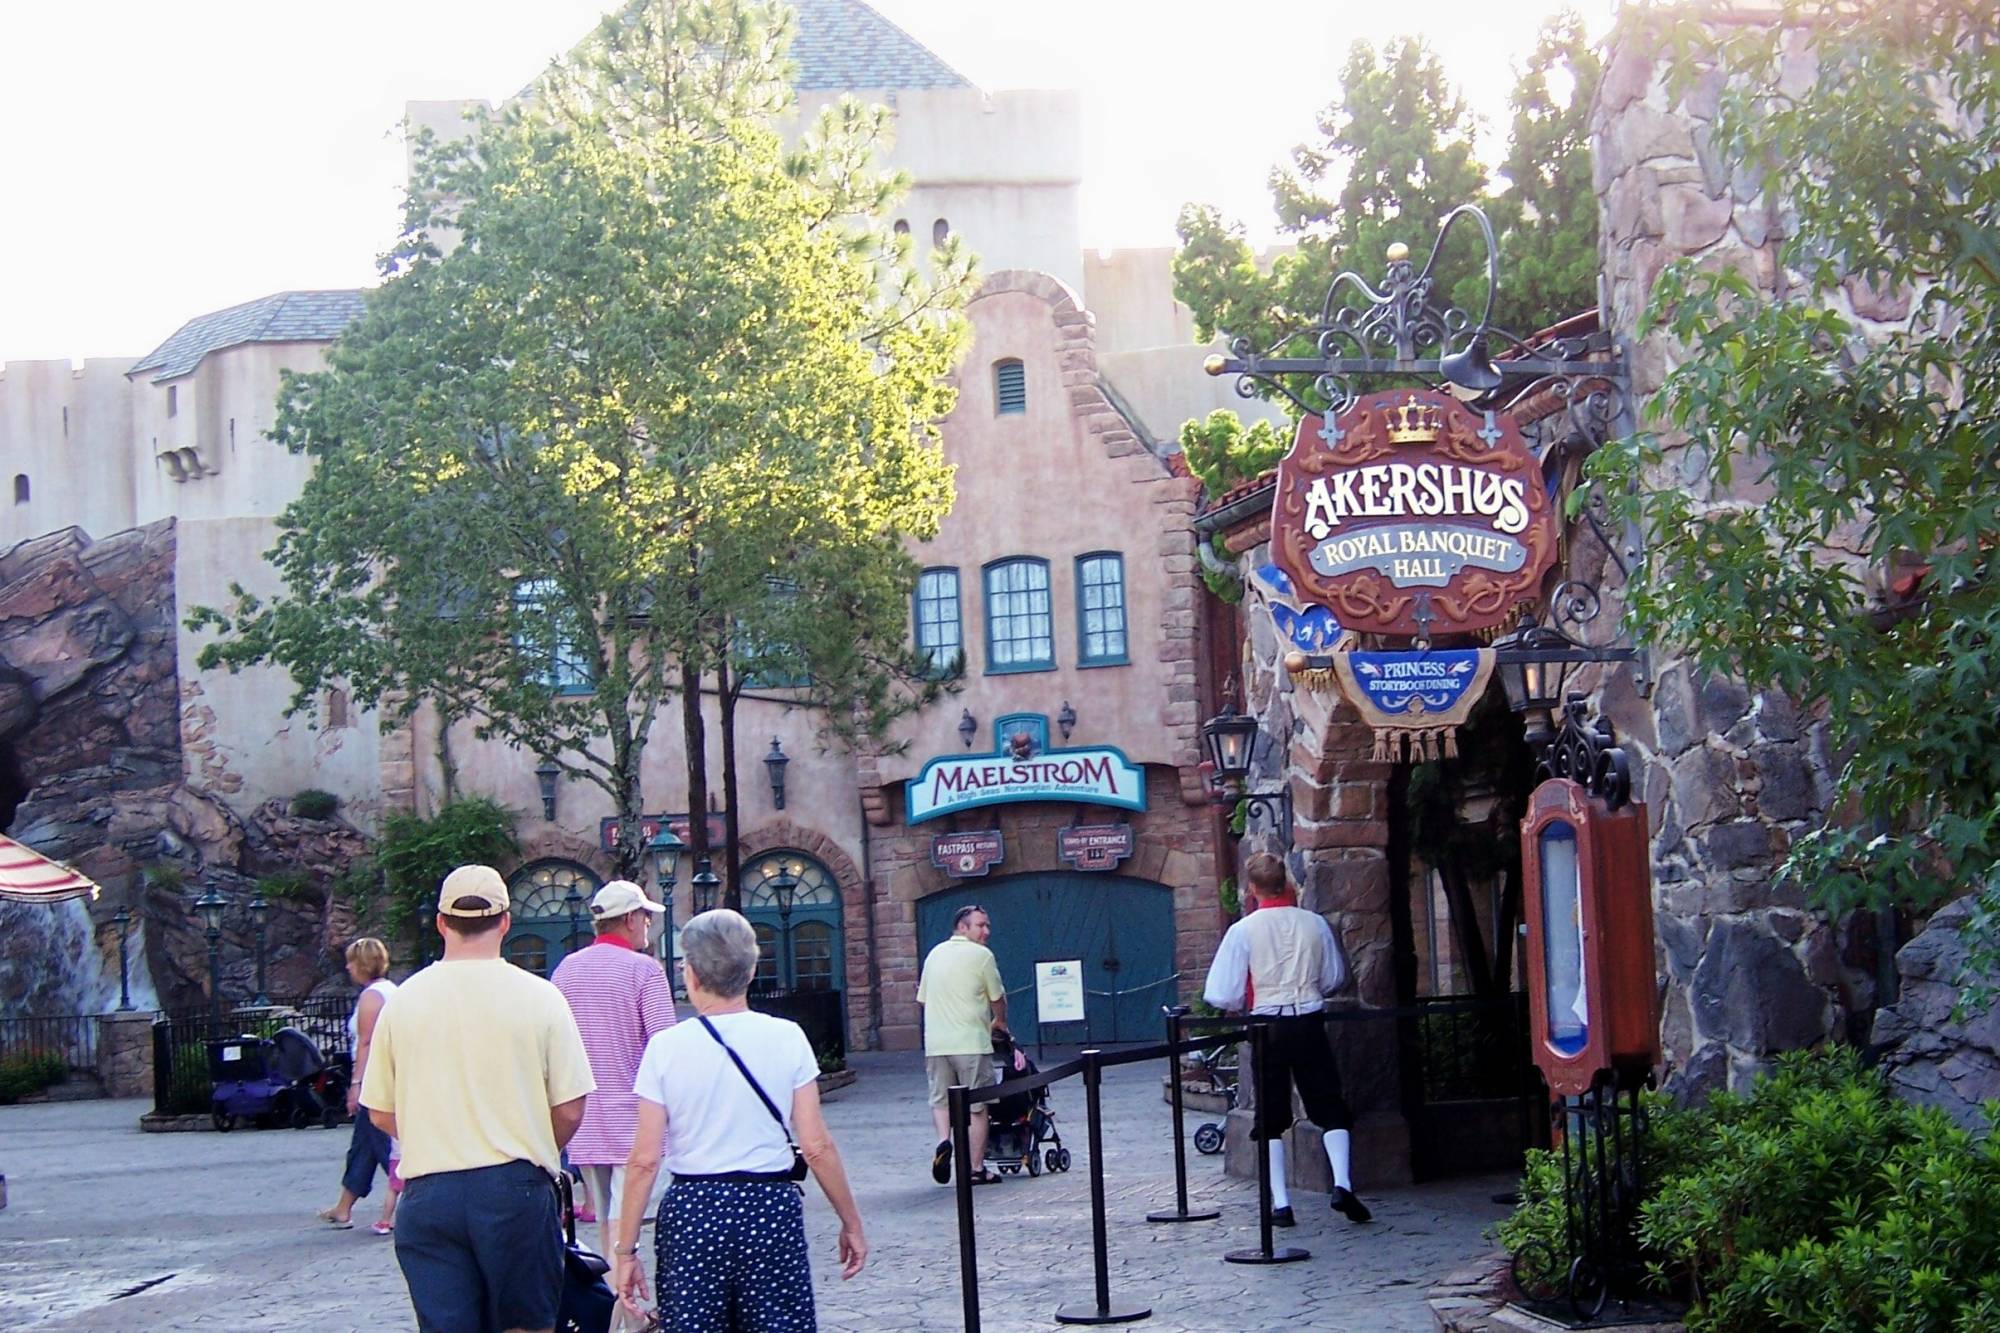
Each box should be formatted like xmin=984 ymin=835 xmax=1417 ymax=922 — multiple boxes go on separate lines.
xmin=96 ymin=1011 xmax=155 ymax=1099
xmin=1592 ymin=16 xmax=1881 ymax=1099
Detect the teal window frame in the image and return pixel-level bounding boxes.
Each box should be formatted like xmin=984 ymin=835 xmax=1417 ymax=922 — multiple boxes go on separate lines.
xmin=739 ymin=579 xmax=810 ymax=690
xmin=983 ymin=557 xmax=1055 ymax=674
xmin=1075 ymin=551 xmax=1129 ymax=667
xmin=994 ymin=358 xmax=1027 ymax=415
xmin=512 ymin=578 xmax=594 ymax=696
xmin=913 ymin=566 xmax=963 ymax=678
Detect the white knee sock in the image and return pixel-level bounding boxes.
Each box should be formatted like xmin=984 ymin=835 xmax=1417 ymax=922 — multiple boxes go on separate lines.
xmin=1267 ymin=1138 xmax=1291 ymax=1210
xmin=1324 ymin=1128 xmax=1353 ymax=1191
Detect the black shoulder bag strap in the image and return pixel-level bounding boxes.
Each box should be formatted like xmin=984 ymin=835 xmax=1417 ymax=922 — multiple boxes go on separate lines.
xmin=696 ymin=1015 xmax=809 ymax=1181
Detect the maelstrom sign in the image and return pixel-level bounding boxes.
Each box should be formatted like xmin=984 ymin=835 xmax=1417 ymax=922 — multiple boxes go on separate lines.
xmin=904 ymin=745 xmax=1146 ymax=825
xmin=1272 ymin=388 xmax=1557 ymax=639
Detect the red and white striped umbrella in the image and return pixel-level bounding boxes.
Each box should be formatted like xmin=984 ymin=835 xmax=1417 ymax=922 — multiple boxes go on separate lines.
xmin=0 ymin=834 xmax=100 ymax=905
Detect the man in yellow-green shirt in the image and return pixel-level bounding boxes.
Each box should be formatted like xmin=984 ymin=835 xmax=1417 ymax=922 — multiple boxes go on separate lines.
xmin=361 ymin=864 xmax=596 ymax=1333
xmin=916 ymin=905 xmax=1007 ymax=1185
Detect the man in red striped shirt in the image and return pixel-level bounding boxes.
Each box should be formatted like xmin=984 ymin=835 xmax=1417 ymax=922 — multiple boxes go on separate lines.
xmin=552 ymin=881 xmax=677 ymax=1277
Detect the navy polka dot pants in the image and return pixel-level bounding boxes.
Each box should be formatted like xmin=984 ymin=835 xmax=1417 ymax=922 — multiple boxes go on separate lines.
xmin=654 ymin=1179 xmax=816 ymax=1332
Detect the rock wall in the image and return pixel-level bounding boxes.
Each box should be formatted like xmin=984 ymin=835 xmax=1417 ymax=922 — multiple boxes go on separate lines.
xmin=0 ymin=521 xmax=370 ymax=1018
xmin=1593 ymin=16 xmax=1880 ymax=1099
xmin=1871 ymin=898 xmax=2000 ymax=1129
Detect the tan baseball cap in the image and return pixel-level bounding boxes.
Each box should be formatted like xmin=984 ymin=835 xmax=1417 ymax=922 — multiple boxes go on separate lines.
xmin=590 ymin=880 xmax=666 ymax=918
xmin=437 ymin=864 xmax=509 ymax=917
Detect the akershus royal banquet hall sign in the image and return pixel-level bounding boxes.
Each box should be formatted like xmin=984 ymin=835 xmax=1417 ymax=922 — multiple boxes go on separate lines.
xmin=1266 ymin=388 xmax=1557 ymax=761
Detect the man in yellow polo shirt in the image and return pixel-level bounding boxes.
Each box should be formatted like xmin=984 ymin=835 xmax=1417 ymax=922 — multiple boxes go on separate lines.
xmin=361 ymin=865 xmax=596 ymax=1333
xmin=916 ymin=904 xmax=1007 ymax=1185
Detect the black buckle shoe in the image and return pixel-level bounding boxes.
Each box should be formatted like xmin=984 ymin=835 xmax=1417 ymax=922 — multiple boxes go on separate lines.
xmin=1270 ymin=1206 xmax=1296 ymax=1228
xmin=931 ymin=1139 xmax=952 ymax=1184
xmin=1330 ymin=1186 xmax=1372 ymax=1223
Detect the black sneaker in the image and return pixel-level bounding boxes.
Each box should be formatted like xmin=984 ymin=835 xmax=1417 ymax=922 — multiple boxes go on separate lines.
xmin=931 ymin=1139 xmax=952 ymax=1185
xmin=1270 ymin=1206 xmax=1296 ymax=1228
xmin=1330 ymin=1186 xmax=1372 ymax=1223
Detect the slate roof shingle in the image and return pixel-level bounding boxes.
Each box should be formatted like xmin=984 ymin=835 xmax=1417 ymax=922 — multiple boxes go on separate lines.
xmin=788 ymin=0 xmax=971 ymax=91
xmin=128 ymin=290 xmax=366 ymax=383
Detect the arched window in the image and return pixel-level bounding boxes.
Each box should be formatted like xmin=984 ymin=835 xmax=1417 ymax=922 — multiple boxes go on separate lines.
xmin=893 ymin=218 xmax=910 ymax=236
xmin=11 ymin=475 xmax=27 ymax=505
xmin=503 ymin=858 xmax=604 ymax=977
xmin=983 ymin=557 xmax=1053 ymax=673
xmin=993 ymin=359 xmax=1026 ymax=415
xmin=739 ymin=851 xmax=843 ymax=994
xmin=932 ymin=217 xmax=951 ymax=247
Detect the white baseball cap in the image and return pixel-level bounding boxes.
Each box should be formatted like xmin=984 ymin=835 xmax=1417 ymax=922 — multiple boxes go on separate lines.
xmin=590 ymin=880 xmax=666 ymax=918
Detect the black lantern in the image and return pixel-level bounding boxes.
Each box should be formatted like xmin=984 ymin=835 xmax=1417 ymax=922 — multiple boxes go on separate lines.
xmin=535 ymin=757 xmax=561 ymax=821
xmin=690 ymin=857 xmax=721 ymax=915
xmin=112 ymin=905 xmax=134 ymax=1012
xmin=1057 ymin=700 xmax=1077 ymax=741
xmin=1200 ymin=701 xmax=1260 ymax=785
xmin=764 ymin=738 xmax=790 ymax=810
xmin=957 ymin=708 xmax=978 ymax=748
xmin=563 ymin=883 xmax=584 ymax=962
xmin=651 ymin=826 xmax=684 ymax=975
xmin=247 ymin=890 xmax=270 ymax=1006
xmin=768 ymin=865 xmax=802 ymax=922
xmin=194 ymin=886 xmax=227 ymax=1031
xmin=1493 ymin=625 xmax=1635 ymax=747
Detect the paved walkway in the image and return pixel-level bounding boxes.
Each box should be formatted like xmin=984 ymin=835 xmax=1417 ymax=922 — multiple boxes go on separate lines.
xmin=0 ymin=1051 xmax=1510 ymax=1331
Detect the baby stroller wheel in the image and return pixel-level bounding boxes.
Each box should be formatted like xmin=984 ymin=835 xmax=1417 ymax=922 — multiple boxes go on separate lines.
xmin=289 ymin=1102 xmax=313 ymax=1130
xmin=212 ymin=1110 xmax=235 ymax=1133
xmin=1026 ymin=1150 xmax=1042 ymax=1177
xmin=322 ymin=1104 xmax=342 ymax=1130
xmin=1194 ymin=1122 xmax=1225 ymax=1156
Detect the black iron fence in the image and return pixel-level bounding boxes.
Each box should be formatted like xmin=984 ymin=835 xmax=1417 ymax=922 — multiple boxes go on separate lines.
xmin=0 ymin=1014 xmax=99 ymax=1073
xmin=151 ymin=995 xmax=355 ymax=1117
xmin=748 ymin=987 xmax=846 ymax=1064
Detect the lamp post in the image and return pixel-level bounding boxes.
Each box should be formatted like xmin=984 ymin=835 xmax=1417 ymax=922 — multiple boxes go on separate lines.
xmin=690 ymin=857 xmax=721 ymax=915
xmin=1201 ymin=696 xmax=1292 ymax=844
xmin=195 ymin=887 xmax=227 ymax=1033
xmin=247 ymin=890 xmax=270 ymax=1006
xmin=766 ymin=864 xmax=802 ymax=991
xmin=764 ymin=738 xmax=790 ymax=811
xmin=112 ymin=906 xmax=133 ymax=1011
xmin=535 ymin=757 xmax=561 ymax=821
xmin=651 ymin=826 xmax=685 ymax=979
xmin=563 ymin=884 xmax=584 ymax=966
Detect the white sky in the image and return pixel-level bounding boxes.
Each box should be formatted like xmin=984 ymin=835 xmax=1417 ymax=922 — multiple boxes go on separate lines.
xmin=0 ymin=0 xmax=1612 ymax=364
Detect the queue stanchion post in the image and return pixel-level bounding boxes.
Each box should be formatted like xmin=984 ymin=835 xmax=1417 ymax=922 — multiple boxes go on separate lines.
xmin=1225 ymin=1020 xmax=1308 ymax=1265
xmin=951 ymin=1083 xmax=982 ymax=1333
xmin=1148 ymin=1006 xmax=1219 ymax=1224
xmin=1055 ymin=1049 xmax=1152 ymax=1326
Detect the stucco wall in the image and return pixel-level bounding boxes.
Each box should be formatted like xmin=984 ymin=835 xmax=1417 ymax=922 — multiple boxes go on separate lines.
xmin=0 ymin=359 xmax=139 ymax=548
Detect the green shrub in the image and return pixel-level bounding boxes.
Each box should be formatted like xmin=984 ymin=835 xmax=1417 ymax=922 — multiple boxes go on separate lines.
xmin=377 ymin=799 xmax=519 ymax=942
xmin=290 ymin=789 xmax=339 ymax=820
xmin=329 ymin=858 xmax=384 ymax=916
xmin=0 ymin=1052 xmax=68 ymax=1104
xmin=1496 ymin=1048 xmax=2000 ymax=1331
xmin=257 ymin=869 xmax=318 ymax=901
xmin=142 ymin=862 xmax=184 ymax=893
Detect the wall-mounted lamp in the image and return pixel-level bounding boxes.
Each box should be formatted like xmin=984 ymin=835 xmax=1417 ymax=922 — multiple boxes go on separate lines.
xmin=1056 ymin=701 xmax=1077 ymax=741
xmin=535 ymin=757 xmax=560 ymax=821
xmin=764 ymin=737 xmax=790 ymax=810
xmin=1200 ymin=692 xmax=1292 ymax=844
xmin=957 ymin=709 xmax=978 ymax=748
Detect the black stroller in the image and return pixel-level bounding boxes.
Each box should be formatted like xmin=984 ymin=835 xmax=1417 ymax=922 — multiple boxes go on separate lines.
xmin=271 ymin=1026 xmax=349 ymax=1130
xmin=983 ymin=1030 xmax=1071 ymax=1177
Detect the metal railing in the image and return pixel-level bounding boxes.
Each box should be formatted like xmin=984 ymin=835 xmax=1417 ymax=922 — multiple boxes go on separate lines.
xmin=150 ymin=995 xmax=356 ymax=1117
xmin=0 ymin=1015 xmax=99 ymax=1073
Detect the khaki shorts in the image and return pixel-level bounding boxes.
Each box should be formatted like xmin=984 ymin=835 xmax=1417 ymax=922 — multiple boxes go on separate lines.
xmin=926 ymin=1052 xmax=997 ymax=1107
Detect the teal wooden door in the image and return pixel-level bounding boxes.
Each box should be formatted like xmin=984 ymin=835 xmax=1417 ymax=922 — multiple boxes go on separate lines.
xmin=915 ymin=873 xmax=1175 ymax=1046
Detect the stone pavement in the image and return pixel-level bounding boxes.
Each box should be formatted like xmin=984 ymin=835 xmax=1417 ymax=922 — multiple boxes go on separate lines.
xmin=0 ymin=1050 xmax=1511 ymax=1331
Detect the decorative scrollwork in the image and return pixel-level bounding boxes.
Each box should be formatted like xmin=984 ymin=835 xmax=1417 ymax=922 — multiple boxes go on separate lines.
xmin=1538 ymin=701 xmax=1631 ymax=809
xmin=1549 ymin=580 xmax=1602 ymax=632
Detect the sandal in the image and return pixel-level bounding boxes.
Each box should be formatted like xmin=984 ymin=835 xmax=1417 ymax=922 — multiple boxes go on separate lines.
xmin=969 ymin=1169 xmax=1004 ymax=1186
xmin=370 ymin=1221 xmax=394 ymax=1236
xmin=316 ymin=1209 xmax=354 ymax=1230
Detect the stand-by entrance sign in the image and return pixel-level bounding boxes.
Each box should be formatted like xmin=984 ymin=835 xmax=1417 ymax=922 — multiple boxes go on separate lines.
xmin=1271 ymin=388 xmax=1558 ymax=638
xmin=1056 ymin=824 xmax=1134 ymax=872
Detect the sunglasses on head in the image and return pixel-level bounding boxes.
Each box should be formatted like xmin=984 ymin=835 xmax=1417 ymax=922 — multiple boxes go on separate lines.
xmin=953 ymin=906 xmax=986 ymax=928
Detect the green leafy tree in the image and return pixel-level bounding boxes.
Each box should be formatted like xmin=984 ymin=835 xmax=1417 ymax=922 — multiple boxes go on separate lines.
xmin=191 ymin=0 xmax=970 ymax=883
xmin=1589 ymin=1 xmax=2000 ymax=990
xmin=1171 ymin=16 xmax=1599 ymax=496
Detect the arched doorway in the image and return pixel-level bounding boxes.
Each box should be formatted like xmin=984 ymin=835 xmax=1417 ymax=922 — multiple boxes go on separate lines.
xmin=739 ymin=850 xmax=846 ymax=1056
xmin=503 ymin=858 xmax=602 ymax=977
xmin=916 ymin=874 xmax=1175 ymax=1046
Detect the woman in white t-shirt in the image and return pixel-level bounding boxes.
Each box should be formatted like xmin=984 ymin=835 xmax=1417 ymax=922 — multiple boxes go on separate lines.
xmin=316 ymin=936 xmax=399 ymax=1233
xmin=612 ymin=910 xmax=867 ymax=1331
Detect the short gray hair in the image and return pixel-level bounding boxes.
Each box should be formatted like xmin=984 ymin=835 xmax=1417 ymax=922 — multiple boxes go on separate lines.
xmin=680 ymin=909 xmax=759 ymax=998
